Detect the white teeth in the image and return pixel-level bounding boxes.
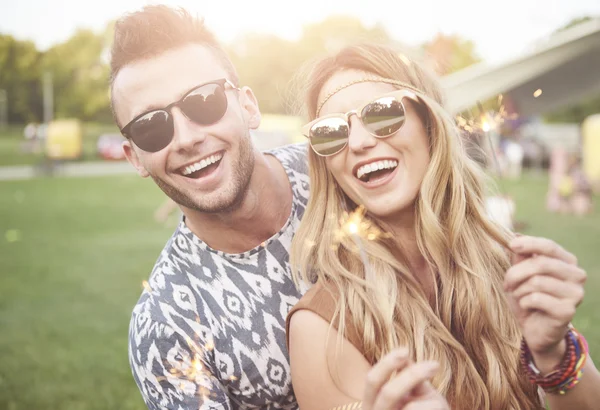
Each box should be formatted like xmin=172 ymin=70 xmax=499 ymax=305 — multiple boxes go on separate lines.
xmin=356 ymin=160 xmax=398 ymax=180
xmin=182 ymin=153 xmax=223 ymax=176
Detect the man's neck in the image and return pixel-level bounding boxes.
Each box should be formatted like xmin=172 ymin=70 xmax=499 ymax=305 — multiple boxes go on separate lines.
xmin=182 ymin=152 xmax=292 ymax=254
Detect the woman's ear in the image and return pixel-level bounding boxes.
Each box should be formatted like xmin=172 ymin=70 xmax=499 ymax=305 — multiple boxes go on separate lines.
xmin=240 ymin=86 xmax=261 ymax=129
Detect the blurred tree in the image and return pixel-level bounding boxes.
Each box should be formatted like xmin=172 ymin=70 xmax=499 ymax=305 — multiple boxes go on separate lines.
xmin=421 ymin=33 xmax=481 ymax=76
xmin=545 ymin=95 xmax=600 ymax=124
xmin=556 ymin=16 xmax=593 ymax=32
xmin=0 ymin=14 xmax=490 ymax=123
xmin=0 ymin=35 xmax=43 ymax=123
xmin=41 ymin=28 xmax=112 ymax=122
xmin=229 ymin=16 xmax=394 ymax=115
xmin=545 ymin=16 xmax=599 ymax=124
xmin=228 ymin=34 xmax=299 ymax=114
xmin=297 ymin=16 xmax=391 ymax=58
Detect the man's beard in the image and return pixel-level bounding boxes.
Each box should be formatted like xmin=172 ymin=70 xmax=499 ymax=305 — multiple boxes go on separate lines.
xmin=152 ymin=134 xmax=255 ymax=214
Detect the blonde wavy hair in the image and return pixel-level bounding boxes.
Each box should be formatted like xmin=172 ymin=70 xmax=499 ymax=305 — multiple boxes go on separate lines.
xmin=289 ymin=43 xmax=542 ymax=410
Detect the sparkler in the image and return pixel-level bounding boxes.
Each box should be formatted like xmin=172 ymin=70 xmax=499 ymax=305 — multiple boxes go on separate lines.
xmin=163 ymin=336 xmax=217 ymax=403
xmin=334 ymin=205 xmax=391 ymax=244
xmin=141 ymin=279 xmax=234 ymax=408
xmin=151 ymin=325 xmax=226 ymax=408
xmin=455 ymin=94 xmax=517 ymax=135
xmin=333 ymin=205 xmax=392 ymax=278
xmin=455 ymin=94 xmax=519 ymax=179
xmin=142 ymin=280 xmax=152 ymax=293
xmin=455 ymin=94 xmax=530 ymax=231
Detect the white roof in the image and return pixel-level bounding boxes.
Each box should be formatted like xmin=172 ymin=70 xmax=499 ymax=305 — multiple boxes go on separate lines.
xmin=442 ymin=18 xmax=600 ymax=116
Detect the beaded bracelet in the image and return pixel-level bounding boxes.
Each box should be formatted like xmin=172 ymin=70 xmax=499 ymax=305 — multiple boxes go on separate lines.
xmin=520 ymin=326 xmax=589 ymax=395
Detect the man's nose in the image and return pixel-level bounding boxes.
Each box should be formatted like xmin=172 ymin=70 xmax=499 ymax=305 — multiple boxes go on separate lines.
xmin=170 ymin=107 xmax=207 ymax=151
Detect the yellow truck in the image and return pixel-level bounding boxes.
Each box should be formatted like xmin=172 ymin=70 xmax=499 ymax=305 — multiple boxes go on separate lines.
xmin=45 ymin=119 xmax=82 ymax=160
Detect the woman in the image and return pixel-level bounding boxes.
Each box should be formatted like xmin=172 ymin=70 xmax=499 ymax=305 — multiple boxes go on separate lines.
xmin=286 ymin=43 xmax=599 ymax=410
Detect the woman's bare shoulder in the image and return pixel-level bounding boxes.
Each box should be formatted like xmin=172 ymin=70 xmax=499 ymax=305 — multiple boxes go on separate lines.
xmin=288 ymin=309 xmax=371 ymax=410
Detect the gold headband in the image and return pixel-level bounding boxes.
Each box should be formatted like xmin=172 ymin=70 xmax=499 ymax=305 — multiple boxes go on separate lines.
xmin=316 ymin=77 xmax=425 ymax=116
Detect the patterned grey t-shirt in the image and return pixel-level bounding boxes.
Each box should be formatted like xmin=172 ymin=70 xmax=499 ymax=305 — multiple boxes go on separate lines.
xmin=129 ymin=144 xmax=310 ymax=410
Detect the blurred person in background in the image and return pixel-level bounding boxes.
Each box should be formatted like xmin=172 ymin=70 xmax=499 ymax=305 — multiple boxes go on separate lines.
xmin=153 ymin=197 xmax=179 ymax=224
xmin=559 ymin=154 xmax=593 ymax=216
xmin=504 ymin=137 xmax=525 ymax=179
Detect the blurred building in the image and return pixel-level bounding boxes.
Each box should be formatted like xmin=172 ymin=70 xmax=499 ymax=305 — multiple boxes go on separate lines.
xmin=442 ymin=17 xmax=600 ymax=118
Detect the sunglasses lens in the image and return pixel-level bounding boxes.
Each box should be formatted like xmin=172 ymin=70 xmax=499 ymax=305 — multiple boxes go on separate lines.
xmin=129 ymin=110 xmax=173 ymax=152
xmin=181 ymin=83 xmax=228 ymax=125
xmin=309 ymin=117 xmax=349 ymax=156
xmin=361 ymin=96 xmax=406 ymax=137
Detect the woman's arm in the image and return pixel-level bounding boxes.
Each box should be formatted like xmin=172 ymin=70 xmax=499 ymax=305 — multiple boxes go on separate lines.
xmin=288 ymin=310 xmax=448 ymax=410
xmin=545 ymin=358 xmax=600 ymax=409
xmin=532 ymin=345 xmax=600 ymax=410
xmin=505 ymin=235 xmax=600 ymax=409
xmin=288 ymin=309 xmax=371 ymax=409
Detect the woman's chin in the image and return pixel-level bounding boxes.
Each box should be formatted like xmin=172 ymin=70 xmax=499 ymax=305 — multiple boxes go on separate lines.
xmin=365 ymin=199 xmax=415 ymax=221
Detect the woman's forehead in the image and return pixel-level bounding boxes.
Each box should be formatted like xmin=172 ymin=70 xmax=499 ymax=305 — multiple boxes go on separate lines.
xmin=318 ymin=70 xmax=399 ymax=115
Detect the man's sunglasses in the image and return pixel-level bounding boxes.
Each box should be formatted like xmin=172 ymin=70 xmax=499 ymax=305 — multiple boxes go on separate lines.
xmin=120 ymin=78 xmax=239 ymax=153
xmin=302 ymin=89 xmax=420 ymax=157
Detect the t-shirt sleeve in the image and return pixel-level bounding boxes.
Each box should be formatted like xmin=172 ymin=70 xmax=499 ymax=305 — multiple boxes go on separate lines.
xmin=129 ymin=312 xmax=232 ymax=410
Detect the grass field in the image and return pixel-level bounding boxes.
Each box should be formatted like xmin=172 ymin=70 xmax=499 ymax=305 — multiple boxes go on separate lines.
xmin=0 ymin=175 xmax=172 ymax=410
xmin=0 ymin=172 xmax=599 ymax=410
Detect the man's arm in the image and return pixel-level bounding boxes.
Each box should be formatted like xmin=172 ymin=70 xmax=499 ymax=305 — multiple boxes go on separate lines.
xmin=129 ymin=313 xmax=231 ymax=410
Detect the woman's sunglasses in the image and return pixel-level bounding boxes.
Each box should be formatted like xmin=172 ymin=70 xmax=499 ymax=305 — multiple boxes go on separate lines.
xmin=302 ymin=89 xmax=420 ymax=157
xmin=120 ymin=78 xmax=239 ymax=153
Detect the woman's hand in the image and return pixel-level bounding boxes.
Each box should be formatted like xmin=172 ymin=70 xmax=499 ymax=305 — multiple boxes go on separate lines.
xmin=362 ymin=348 xmax=449 ymax=410
xmin=504 ymin=235 xmax=587 ymax=371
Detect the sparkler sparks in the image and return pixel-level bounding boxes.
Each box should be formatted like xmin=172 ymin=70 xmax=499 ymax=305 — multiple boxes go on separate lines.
xmin=142 ymin=280 xmax=152 ymax=293
xmin=158 ymin=336 xmax=220 ymax=407
xmin=332 ymin=206 xmax=392 ymax=280
xmin=455 ymin=94 xmax=517 ymax=134
xmin=333 ymin=205 xmax=391 ymax=246
xmin=533 ymin=88 xmax=543 ymax=98
xmin=152 ymin=313 xmax=237 ymax=408
xmin=455 ymin=95 xmax=519 ymax=227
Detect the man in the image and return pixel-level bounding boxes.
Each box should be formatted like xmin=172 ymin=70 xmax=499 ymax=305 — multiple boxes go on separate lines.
xmin=110 ymin=5 xmax=309 ymax=409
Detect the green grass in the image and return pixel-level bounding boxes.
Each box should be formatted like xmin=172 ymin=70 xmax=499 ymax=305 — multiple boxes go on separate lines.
xmin=0 ymin=175 xmax=173 ymax=410
xmin=0 ymin=123 xmax=120 ymax=167
xmin=0 ymin=172 xmax=599 ymax=409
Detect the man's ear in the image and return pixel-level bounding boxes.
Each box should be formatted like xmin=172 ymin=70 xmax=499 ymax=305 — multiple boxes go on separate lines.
xmin=240 ymin=86 xmax=261 ymax=130
xmin=122 ymin=140 xmax=149 ymax=178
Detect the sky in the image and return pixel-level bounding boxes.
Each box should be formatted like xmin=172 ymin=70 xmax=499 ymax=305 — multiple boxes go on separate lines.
xmin=1 ymin=0 xmax=599 ymax=63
